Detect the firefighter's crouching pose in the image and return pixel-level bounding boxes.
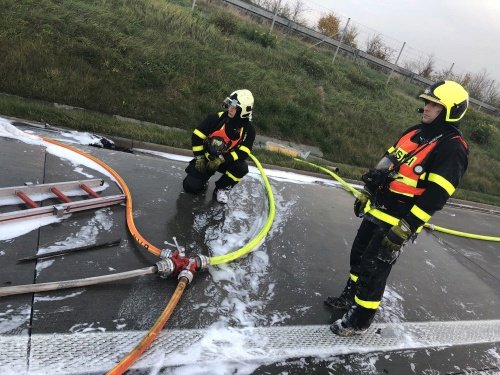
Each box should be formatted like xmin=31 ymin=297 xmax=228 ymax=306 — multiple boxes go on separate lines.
xmin=183 ymin=89 xmax=256 ymax=204
xmin=326 ymin=80 xmax=470 ymax=336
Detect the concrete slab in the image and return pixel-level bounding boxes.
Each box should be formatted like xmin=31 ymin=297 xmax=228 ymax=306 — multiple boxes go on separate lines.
xmin=0 ymin=122 xmax=499 ymax=374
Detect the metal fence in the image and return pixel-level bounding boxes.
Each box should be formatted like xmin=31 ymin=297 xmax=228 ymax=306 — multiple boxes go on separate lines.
xmin=222 ymin=0 xmax=500 ymax=117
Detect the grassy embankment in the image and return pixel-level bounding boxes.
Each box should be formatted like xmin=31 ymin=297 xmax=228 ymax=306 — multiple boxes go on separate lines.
xmin=0 ymin=0 xmax=499 ymax=205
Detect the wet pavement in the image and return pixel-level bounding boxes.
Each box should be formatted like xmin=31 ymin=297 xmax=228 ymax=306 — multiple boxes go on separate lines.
xmin=0 ymin=120 xmax=499 ymax=374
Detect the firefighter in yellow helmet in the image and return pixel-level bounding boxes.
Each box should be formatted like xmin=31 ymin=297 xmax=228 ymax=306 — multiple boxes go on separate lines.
xmin=182 ymin=89 xmax=256 ymax=204
xmin=326 ymin=80 xmax=470 ymax=336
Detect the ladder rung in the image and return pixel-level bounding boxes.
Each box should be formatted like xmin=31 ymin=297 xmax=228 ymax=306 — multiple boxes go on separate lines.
xmin=80 ymin=183 xmax=101 ymax=198
xmin=16 ymin=191 xmax=39 ymax=208
xmin=50 ymin=187 xmax=71 ymax=203
xmin=0 ymin=179 xmax=105 ymax=207
xmin=0 ymin=194 xmax=126 ymax=224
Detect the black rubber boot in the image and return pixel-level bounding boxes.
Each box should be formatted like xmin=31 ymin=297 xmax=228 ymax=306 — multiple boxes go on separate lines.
xmin=330 ymin=304 xmax=375 ymax=337
xmin=324 ymin=277 xmax=356 ymax=310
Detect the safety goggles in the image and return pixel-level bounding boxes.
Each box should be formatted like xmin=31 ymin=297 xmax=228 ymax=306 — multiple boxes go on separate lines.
xmin=223 ymin=97 xmax=239 ymax=109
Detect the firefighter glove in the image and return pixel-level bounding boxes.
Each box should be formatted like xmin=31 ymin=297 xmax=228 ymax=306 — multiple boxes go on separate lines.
xmin=381 ymin=219 xmax=413 ymax=252
xmin=207 ymin=155 xmax=224 ymax=171
xmin=353 ymin=189 xmax=371 ymax=217
xmin=194 ymin=156 xmax=207 ymax=173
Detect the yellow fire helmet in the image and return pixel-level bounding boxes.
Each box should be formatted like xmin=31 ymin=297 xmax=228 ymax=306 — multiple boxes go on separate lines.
xmin=419 ymin=80 xmax=469 ymax=122
xmin=223 ymin=89 xmax=254 ymax=118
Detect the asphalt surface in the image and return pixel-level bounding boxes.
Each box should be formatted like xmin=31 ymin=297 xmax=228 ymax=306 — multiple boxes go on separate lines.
xmin=0 ymin=121 xmax=499 ymax=374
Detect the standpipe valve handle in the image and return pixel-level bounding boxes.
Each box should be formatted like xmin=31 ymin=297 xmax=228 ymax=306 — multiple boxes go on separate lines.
xmin=155 ymin=238 xmax=210 ymax=279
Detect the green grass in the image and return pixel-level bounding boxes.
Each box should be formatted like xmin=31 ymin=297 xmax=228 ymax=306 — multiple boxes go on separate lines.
xmin=0 ymin=0 xmax=499 ymax=205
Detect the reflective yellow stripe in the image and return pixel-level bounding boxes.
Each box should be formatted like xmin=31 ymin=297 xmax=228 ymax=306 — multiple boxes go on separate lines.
xmin=395 ymin=173 xmax=418 ymax=187
xmin=387 ymin=146 xmax=395 ymax=153
xmin=192 ymin=145 xmax=204 ymax=152
xmin=204 ymin=152 xmax=211 ymax=159
xmin=428 ymin=173 xmax=455 ymax=195
xmin=366 ymin=203 xmax=423 ymax=233
xmin=239 ymin=145 xmax=251 ymax=155
xmin=355 ymin=295 xmax=380 ymax=309
xmin=230 ymin=151 xmax=238 ymax=161
xmin=388 ymin=188 xmax=414 ymax=197
xmin=218 ymin=111 xmax=224 ymax=118
xmin=410 ymin=205 xmax=431 ymax=223
xmin=366 ymin=202 xmax=399 ymax=226
xmin=349 ymin=273 xmax=358 ymax=282
xmin=193 ymin=129 xmax=207 ymax=140
xmin=226 ymin=171 xmax=241 ymax=182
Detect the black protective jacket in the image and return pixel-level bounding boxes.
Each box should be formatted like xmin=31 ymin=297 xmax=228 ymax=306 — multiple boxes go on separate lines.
xmin=372 ymin=122 xmax=469 ymax=231
xmin=191 ymin=111 xmax=256 ymax=163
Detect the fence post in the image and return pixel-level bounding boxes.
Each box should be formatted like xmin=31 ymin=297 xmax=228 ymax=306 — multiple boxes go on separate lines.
xmin=386 ymin=41 xmax=406 ymax=86
xmin=445 ymin=63 xmax=455 ymax=79
xmin=270 ymin=0 xmax=281 ymax=33
xmin=479 ymin=80 xmax=495 ymax=110
xmin=332 ymin=18 xmax=350 ymax=65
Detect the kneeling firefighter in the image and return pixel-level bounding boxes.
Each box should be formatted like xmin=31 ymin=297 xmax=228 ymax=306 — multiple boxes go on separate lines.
xmin=326 ymin=80 xmax=470 ymax=336
xmin=183 ymin=89 xmax=256 ymax=204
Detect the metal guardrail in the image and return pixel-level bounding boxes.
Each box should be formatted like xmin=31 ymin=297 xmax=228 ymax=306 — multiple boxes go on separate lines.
xmin=224 ymin=0 xmax=500 ymax=116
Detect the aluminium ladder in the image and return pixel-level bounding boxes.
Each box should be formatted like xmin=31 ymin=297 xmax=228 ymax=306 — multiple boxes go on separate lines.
xmin=0 ymin=179 xmax=125 ymax=224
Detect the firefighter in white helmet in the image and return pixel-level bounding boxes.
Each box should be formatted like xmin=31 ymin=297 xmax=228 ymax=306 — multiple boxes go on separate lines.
xmin=326 ymin=80 xmax=470 ymax=336
xmin=183 ymin=89 xmax=256 ymax=204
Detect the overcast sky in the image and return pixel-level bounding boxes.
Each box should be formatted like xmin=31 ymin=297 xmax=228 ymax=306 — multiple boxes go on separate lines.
xmin=290 ymin=0 xmax=500 ymax=85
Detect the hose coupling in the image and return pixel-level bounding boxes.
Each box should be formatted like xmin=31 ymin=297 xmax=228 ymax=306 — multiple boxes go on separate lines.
xmin=155 ymin=258 xmax=175 ymax=278
xmin=195 ymin=255 xmax=210 ymax=271
xmin=160 ymin=248 xmax=174 ymax=259
xmin=178 ymin=269 xmax=194 ymax=284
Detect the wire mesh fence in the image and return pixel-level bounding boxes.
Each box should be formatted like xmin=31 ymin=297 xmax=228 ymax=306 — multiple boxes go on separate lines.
xmin=222 ymin=0 xmax=500 ymax=116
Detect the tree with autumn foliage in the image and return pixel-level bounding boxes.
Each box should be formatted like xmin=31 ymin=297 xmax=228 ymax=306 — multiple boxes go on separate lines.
xmin=317 ymin=12 xmax=341 ymax=37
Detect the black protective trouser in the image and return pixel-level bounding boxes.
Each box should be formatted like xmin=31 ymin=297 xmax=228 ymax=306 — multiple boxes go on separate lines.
xmin=346 ymin=216 xmax=398 ymax=327
xmin=183 ymin=158 xmax=249 ymax=194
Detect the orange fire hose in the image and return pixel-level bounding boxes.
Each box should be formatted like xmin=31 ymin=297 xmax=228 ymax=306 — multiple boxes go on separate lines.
xmin=107 ymin=277 xmax=189 ymax=375
xmin=39 ymin=137 xmax=272 ymax=374
xmin=42 ymin=137 xmax=162 ymax=256
xmin=41 ymin=137 xmax=190 ymax=373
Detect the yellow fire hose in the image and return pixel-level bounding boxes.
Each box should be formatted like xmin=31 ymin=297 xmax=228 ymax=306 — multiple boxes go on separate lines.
xmin=42 ymin=137 xmax=275 ymax=374
xmin=294 ymin=157 xmax=500 ymax=242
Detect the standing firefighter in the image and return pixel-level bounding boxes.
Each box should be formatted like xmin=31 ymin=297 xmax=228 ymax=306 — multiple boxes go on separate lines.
xmin=326 ymin=80 xmax=470 ymax=336
xmin=183 ymin=89 xmax=256 ymax=204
